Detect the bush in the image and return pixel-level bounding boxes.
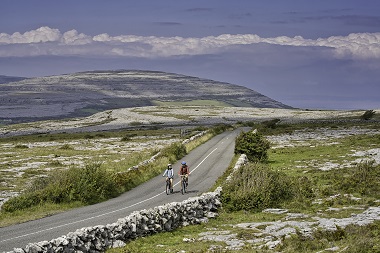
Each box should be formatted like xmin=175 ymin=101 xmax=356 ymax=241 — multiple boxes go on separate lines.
xmin=234 ymin=130 xmax=271 ymax=162
xmin=14 ymin=144 xmax=29 ymax=149
xmin=2 ymin=192 xmax=42 ymax=212
xmin=120 ymin=133 xmax=137 ymax=141
xmin=2 ymin=163 xmax=119 ymax=212
xmin=59 ymin=144 xmax=73 ymax=150
xmin=159 ymin=142 xmax=187 ymax=163
xmin=291 ymin=176 xmax=315 ymax=207
xmin=337 ymin=160 xmax=380 ymax=196
xmin=262 ymin=118 xmax=281 ymax=129
xmin=221 ymin=163 xmax=294 ymax=212
xmin=64 ymin=163 xmax=118 ymax=204
xmin=210 ymin=124 xmax=232 ymax=135
xmin=361 ymin=110 xmax=376 ymax=120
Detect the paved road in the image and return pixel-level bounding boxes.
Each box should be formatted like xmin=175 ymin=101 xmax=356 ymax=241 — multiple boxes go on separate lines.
xmin=0 ymin=128 xmax=244 ymax=252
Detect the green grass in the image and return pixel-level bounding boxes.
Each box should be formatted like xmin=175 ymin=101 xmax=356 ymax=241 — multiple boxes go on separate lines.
xmin=107 ymin=121 xmax=380 ymax=252
xmin=0 ymin=201 xmax=84 ymax=227
xmin=2 ymin=118 xmax=380 ymax=251
xmin=107 ymin=210 xmax=282 ymax=253
xmin=278 ymin=221 xmax=380 ymax=253
xmin=106 ymin=210 xmax=380 ymax=253
xmin=269 ymin=133 xmax=380 ymax=172
xmin=0 ymin=128 xmax=178 ymax=194
xmin=0 ymin=126 xmax=221 ymax=226
xmin=267 ymin=132 xmax=380 ymax=213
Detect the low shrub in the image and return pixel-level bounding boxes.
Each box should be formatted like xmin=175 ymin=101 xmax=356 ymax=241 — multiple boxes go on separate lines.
xmin=234 ymin=130 xmax=271 ymax=162
xmin=221 ymin=163 xmax=294 ymax=212
xmin=336 ymin=160 xmax=380 ymax=196
xmin=59 ymin=144 xmax=73 ymax=150
xmin=210 ymin=124 xmax=232 ymax=135
xmin=14 ymin=144 xmax=29 ymax=149
xmin=159 ymin=142 xmax=187 ymax=163
xmin=361 ymin=110 xmax=376 ymax=120
xmin=63 ymin=163 xmax=118 ymax=204
xmin=1 ymin=193 xmax=42 ymax=212
xmin=262 ymin=118 xmax=281 ymax=129
xmin=2 ymin=163 xmax=119 ymax=212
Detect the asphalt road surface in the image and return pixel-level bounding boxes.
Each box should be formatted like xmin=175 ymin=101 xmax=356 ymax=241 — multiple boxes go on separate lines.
xmin=0 ymin=128 xmax=245 ymax=252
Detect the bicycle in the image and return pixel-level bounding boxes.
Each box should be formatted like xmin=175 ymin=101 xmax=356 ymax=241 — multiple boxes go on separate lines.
xmin=180 ymin=174 xmax=188 ymax=194
xmin=165 ymin=177 xmax=173 ymax=195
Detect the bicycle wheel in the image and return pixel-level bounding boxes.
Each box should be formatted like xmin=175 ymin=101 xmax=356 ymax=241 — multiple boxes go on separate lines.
xmin=166 ymin=180 xmax=170 ymax=195
xmin=181 ymin=178 xmax=186 ymax=195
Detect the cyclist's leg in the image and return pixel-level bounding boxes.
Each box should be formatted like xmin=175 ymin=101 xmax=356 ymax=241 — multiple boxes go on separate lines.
xmin=165 ymin=177 xmax=170 ymax=194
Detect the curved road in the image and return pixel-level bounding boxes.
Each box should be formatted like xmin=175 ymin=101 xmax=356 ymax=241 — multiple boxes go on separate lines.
xmin=0 ymin=128 xmax=244 ymax=252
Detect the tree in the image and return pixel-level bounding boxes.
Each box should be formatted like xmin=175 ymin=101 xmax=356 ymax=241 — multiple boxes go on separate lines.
xmin=361 ymin=110 xmax=376 ymax=120
xmin=234 ymin=129 xmax=271 ymax=162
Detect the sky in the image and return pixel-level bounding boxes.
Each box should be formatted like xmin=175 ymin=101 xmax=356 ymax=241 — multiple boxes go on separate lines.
xmin=1 ymin=0 xmax=380 ymax=110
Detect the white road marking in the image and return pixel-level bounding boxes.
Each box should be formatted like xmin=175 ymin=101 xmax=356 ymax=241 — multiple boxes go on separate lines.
xmin=1 ymin=147 xmax=218 ymax=244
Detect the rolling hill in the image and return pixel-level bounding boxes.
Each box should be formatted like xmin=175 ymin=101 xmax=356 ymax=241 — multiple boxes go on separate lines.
xmin=0 ymin=75 xmax=27 ymax=84
xmin=0 ymin=70 xmax=291 ymax=123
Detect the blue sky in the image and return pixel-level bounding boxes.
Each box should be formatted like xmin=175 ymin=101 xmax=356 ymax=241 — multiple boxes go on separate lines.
xmin=1 ymin=0 xmax=380 ymax=110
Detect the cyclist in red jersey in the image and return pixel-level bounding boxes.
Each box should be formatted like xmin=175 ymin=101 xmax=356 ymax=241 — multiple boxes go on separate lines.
xmin=178 ymin=161 xmax=190 ymax=187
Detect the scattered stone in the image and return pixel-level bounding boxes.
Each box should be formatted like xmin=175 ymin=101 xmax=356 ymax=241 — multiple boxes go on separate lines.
xmin=182 ymin=238 xmax=195 ymax=243
xmin=286 ymin=213 xmax=309 ymax=220
xmin=201 ymin=205 xmax=380 ymax=251
xmin=262 ymin=208 xmax=288 ymax=214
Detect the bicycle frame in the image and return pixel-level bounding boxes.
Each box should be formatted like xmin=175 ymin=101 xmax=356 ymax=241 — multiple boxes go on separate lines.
xmin=180 ymin=174 xmax=188 ymax=194
xmin=165 ymin=177 xmax=173 ymax=195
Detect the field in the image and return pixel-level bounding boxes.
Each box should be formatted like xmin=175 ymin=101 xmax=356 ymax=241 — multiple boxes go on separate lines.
xmin=105 ymin=113 xmax=380 ymax=252
xmin=0 ymin=106 xmax=379 ymax=251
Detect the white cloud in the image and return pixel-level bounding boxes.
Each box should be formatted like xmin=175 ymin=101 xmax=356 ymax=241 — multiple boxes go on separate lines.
xmin=0 ymin=27 xmax=379 ymax=59
xmin=61 ymin=30 xmax=92 ymax=45
xmin=0 ymin=26 xmax=61 ymax=44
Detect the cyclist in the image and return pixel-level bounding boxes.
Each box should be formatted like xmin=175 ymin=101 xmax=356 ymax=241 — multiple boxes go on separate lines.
xmin=162 ymin=163 xmax=174 ymax=193
xmin=178 ymin=161 xmax=190 ymax=187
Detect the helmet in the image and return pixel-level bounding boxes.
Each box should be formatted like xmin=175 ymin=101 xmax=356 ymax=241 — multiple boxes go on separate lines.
xmin=168 ymin=163 xmax=172 ymax=169
xmin=181 ymin=161 xmax=186 ymax=165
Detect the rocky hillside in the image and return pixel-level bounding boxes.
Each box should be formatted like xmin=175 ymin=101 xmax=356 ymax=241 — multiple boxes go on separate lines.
xmin=0 ymin=70 xmax=291 ymax=123
xmin=0 ymin=75 xmax=27 ymax=84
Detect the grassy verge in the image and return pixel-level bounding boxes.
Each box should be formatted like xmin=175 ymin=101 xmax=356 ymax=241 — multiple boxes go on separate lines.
xmin=0 ymin=202 xmax=83 ymax=227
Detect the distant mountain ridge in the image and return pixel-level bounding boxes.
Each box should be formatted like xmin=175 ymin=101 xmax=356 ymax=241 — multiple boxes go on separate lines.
xmin=0 ymin=75 xmax=27 ymax=84
xmin=0 ymin=70 xmax=291 ymax=123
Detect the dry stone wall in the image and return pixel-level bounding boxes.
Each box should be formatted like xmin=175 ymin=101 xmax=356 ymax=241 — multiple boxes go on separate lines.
xmin=9 ymin=189 xmax=222 ymax=253
xmin=8 ymin=153 xmax=248 ymax=253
